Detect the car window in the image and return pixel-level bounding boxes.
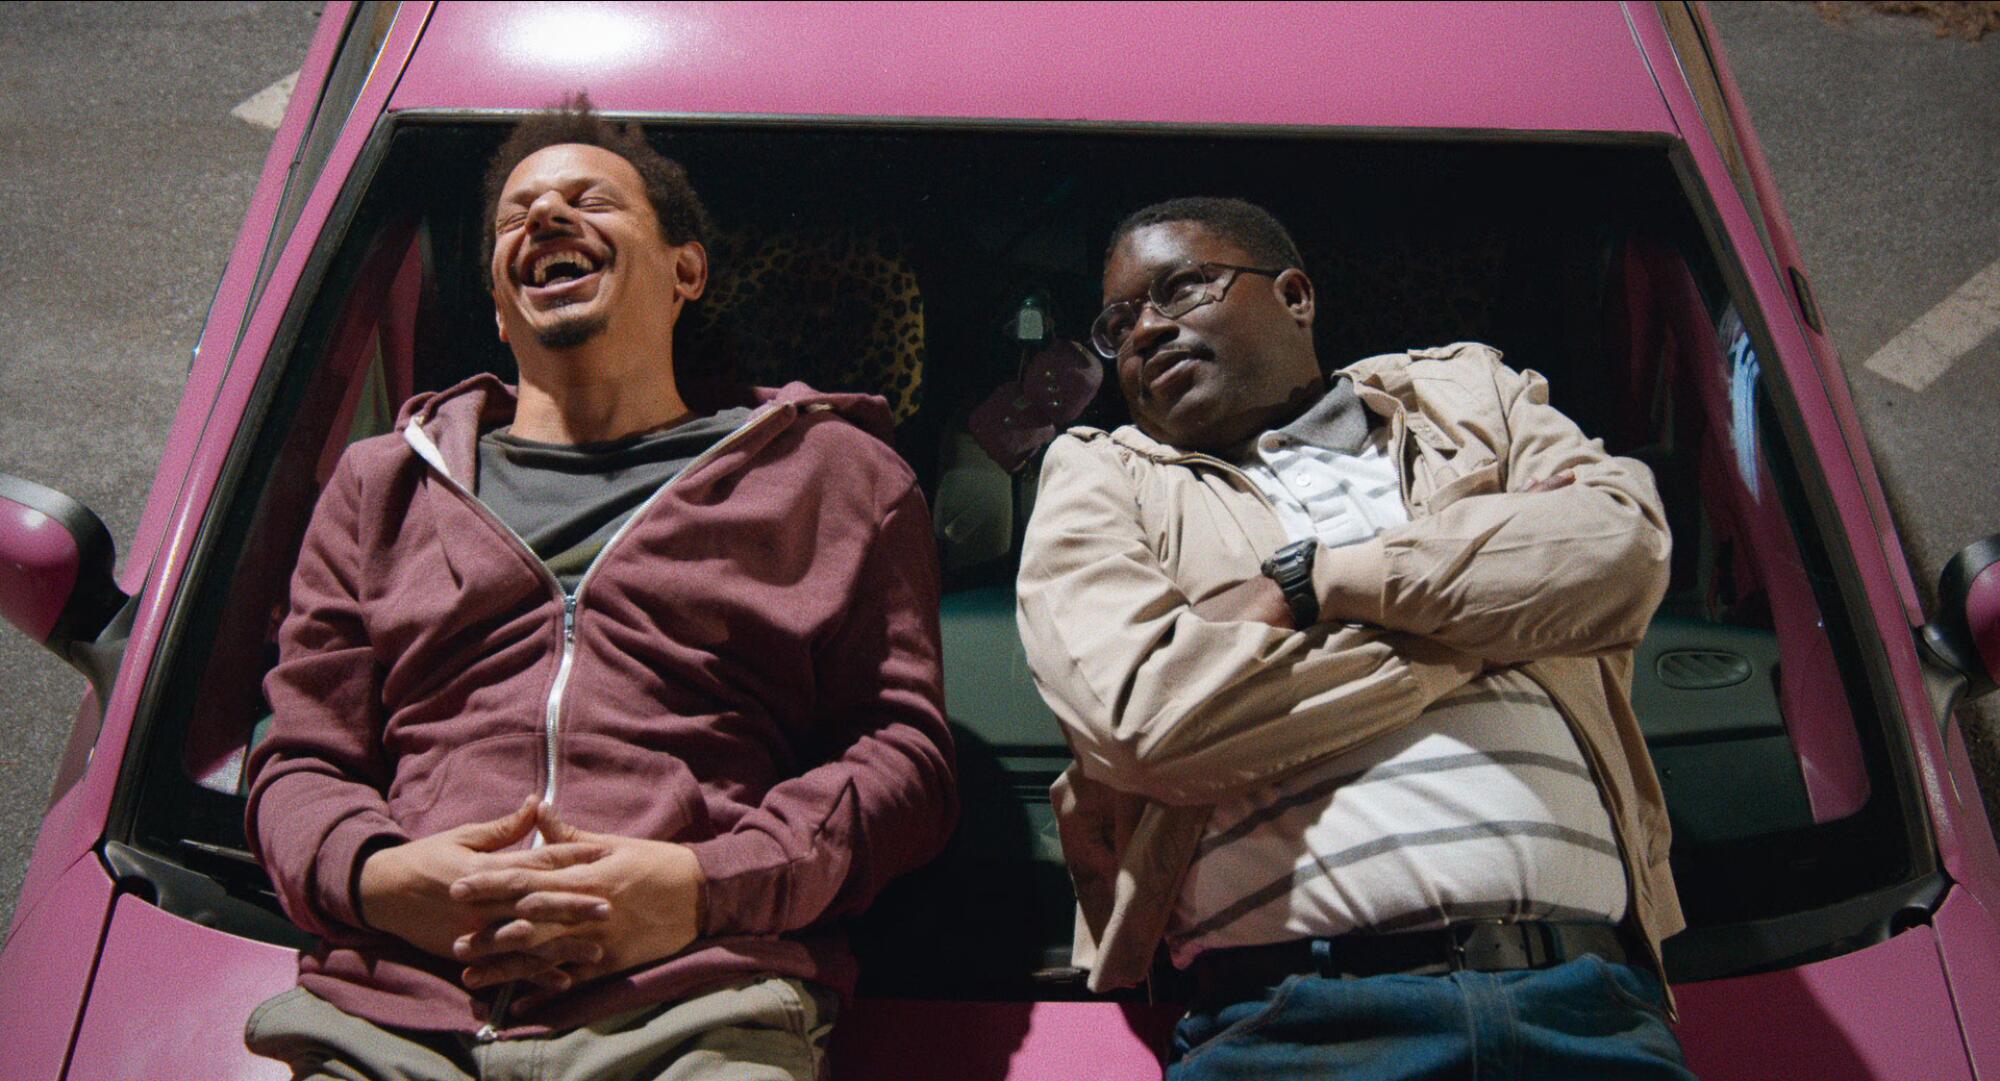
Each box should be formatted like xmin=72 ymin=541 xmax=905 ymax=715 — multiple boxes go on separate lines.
xmin=1654 ymin=1 xmax=1778 ymax=268
xmin=243 ymin=1 xmax=401 ymax=320
xmin=1607 ymin=239 xmax=1925 ymax=967
xmin=118 ymin=119 xmax=1923 ymax=992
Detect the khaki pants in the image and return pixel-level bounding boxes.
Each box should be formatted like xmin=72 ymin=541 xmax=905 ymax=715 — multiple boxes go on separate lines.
xmin=245 ymin=978 xmax=836 ymax=1081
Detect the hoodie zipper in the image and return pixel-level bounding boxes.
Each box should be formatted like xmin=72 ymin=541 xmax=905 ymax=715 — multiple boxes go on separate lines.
xmin=530 ymin=408 xmax=777 ymax=810
xmin=403 ymin=403 xmax=787 ymax=1039
xmin=542 ymin=592 xmax=579 ymax=809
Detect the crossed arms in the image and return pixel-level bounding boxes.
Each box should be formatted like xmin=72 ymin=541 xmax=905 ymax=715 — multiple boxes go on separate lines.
xmin=1015 ymin=358 xmax=1670 ymax=807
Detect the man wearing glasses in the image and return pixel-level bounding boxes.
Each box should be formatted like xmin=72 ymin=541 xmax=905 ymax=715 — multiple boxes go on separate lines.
xmin=1015 ymin=197 xmax=1696 ymax=1078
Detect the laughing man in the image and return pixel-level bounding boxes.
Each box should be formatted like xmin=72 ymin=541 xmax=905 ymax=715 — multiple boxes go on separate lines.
xmin=244 ymin=96 xmax=955 ymax=1080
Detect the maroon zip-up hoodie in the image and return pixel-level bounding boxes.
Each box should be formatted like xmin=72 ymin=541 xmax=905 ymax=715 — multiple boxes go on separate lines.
xmin=245 ymin=375 xmax=956 ymax=1036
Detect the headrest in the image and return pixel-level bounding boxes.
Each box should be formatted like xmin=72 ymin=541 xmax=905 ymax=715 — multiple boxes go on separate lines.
xmin=686 ymin=229 xmax=926 ymax=424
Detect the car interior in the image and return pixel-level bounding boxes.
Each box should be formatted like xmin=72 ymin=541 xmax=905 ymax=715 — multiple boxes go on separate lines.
xmin=119 ymin=119 xmax=1925 ymax=1001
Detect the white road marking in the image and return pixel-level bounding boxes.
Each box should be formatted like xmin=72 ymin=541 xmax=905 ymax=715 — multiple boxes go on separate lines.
xmin=230 ymin=70 xmax=299 ymax=131
xmin=1863 ymin=257 xmax=2000 ymax=391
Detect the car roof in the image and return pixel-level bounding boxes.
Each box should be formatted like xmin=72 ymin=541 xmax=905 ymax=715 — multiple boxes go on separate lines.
xmin=389 ymin=2 xmax=1678 ymax=136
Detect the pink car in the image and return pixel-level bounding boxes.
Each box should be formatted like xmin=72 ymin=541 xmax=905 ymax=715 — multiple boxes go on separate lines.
xmin=4 ymin=3 xmax=1999 ymax=1078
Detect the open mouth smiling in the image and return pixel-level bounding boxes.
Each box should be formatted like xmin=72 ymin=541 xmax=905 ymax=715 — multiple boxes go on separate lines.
xmin=518 ymin=244 xmax=609 ymax=301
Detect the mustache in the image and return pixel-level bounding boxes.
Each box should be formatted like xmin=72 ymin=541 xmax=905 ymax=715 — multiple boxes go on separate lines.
xmin=1135 ymin=346 xmax=1209 ymax=404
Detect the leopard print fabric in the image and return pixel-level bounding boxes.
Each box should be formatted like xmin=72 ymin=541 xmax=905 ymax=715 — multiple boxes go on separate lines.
xmin=1305 ymin=229 xmax=1509 ymax=364
xmin=687 ymin=229 xmax=925 ymax=424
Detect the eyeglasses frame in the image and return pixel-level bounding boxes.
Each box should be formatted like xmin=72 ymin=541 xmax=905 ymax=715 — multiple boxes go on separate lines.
xmin=1089 ymin=261 xmax=1291 ymax=360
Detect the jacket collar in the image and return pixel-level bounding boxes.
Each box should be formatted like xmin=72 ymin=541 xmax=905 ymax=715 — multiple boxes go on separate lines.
xmin=1097 ymin=357 xmax=1450 ymax=464
xmin=1341 ymin=351 xmax=1463 ymax=453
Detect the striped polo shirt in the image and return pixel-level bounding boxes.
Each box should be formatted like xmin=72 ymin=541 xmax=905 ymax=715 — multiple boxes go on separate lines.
xmin=1165 ymin=380 xmax=1626 ymax=966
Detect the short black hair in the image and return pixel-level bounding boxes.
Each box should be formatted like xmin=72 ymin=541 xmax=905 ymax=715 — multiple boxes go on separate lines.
xmin=479 ymin=91 xmax=712 ymax=285
xmin=1106 ymin=196 xmax=1303 ymax=270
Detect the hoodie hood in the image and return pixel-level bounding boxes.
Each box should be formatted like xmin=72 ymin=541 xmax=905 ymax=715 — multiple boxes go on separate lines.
xmin=752 ymin=381 xmax=898 ymax=443
xmin=395 ymin=375 xmax=899 ymax=484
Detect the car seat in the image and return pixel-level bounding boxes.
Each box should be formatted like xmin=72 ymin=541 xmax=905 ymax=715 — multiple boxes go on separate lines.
xmin=686 ymin=225 xmax=1082 ymax=994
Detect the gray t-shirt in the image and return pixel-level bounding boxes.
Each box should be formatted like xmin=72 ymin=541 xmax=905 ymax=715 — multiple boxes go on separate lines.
xmin=476 ymin=407 xmax=752 ymax=593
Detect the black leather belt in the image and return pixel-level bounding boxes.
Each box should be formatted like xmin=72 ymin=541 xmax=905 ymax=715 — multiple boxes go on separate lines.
xmin=1187 ymin=920 xmax=1637 ymax=1004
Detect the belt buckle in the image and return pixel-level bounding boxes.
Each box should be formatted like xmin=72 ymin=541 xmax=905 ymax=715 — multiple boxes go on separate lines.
xmin=1445 ymin=920 xmax=1491 ymax=972
xmin=1448 ymin=919 xmax=1551 ymax=972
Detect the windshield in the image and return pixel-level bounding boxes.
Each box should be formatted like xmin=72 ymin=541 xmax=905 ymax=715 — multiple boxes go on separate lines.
xmin=115 ymin=118 xmax=1926 ymax=992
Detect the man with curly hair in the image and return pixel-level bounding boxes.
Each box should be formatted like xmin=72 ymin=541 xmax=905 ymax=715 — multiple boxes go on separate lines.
xmin=243 ymin=95 xmax=955 ymax=1080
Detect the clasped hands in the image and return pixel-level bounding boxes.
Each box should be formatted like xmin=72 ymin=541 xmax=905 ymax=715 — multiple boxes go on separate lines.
xmin=356 ymin=796 xmax=703 ymax=1008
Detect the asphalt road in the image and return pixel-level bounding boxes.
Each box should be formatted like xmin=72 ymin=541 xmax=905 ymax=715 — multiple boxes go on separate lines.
xmin=0 ymin=1 xmax=326 ymax=927
xmin=1708 ymin=0 xmax=2000 ymax=833
xmin=1 ymin=1 xmax=1996 ymax=933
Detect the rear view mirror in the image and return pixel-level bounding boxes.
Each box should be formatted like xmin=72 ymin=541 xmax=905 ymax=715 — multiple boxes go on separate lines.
xmin=1922 ymin=533 xmax=2000 ymax=701
xmin=0 ymin=474 xmax=129 ymax=684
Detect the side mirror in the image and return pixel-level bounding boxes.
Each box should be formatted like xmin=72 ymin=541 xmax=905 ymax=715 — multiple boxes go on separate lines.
xmin=0 ymin=474 xmax=130 ymax=684
xmin=1922 ymin=533 xmax=2000 ymax=701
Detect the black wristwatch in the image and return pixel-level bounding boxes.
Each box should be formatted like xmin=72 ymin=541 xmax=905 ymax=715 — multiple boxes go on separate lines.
xmin=1260 ymin=539 xmax=1320 ymax=630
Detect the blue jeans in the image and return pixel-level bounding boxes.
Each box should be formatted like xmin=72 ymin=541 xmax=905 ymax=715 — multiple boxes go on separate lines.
xmin=1168 ymin=955 xmax=1695 ymax=1080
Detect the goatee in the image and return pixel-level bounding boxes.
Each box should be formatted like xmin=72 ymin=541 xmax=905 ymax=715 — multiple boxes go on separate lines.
xmin=537 ymin=311 xmax=609 ymax=350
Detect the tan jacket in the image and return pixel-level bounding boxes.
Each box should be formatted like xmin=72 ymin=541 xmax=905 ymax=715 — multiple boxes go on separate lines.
xmin=1016 ymin=343 xmax=1685 ymax=996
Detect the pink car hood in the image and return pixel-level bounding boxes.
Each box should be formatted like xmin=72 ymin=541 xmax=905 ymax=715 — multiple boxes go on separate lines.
xmin=38 ymin=895 xmax=1982 ymax=1081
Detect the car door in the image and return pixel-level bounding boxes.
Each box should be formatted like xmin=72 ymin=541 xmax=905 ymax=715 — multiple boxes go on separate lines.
xmin=23 ymin=7 xmax=428 ymax=1080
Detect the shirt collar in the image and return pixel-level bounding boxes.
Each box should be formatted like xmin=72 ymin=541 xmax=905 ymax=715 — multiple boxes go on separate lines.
xmin=1231 ymin=375 xmax=1374 ymax=463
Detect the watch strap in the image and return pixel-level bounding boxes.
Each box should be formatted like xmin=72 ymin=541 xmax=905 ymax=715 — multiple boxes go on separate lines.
xmin=1260 ymin=540 xmax=1320 ymax=629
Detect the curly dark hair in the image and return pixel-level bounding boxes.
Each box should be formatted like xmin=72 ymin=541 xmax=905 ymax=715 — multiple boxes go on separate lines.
xmin=479 ymin=91 xmax=713 ymax=287
xmin=1105 ymin=196 xmax=1304 ymax=271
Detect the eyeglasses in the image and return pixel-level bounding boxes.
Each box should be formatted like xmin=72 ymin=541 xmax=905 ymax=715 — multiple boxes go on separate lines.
xmin=1089 ymin=262 xmax=1289 ymax=359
